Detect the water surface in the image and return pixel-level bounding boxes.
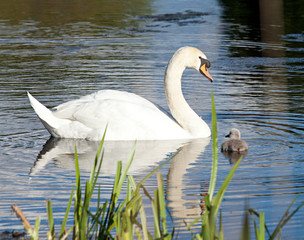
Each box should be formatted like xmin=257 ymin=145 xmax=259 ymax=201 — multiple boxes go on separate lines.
xmin=0 ymin=0 xmax=304 ymax=239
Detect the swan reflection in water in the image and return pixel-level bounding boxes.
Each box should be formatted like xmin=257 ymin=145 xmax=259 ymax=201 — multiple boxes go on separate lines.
xmin=30 ymin=137 xmax=210 ymax=227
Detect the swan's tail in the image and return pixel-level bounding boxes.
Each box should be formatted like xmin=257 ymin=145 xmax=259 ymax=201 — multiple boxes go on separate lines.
xmin=27 ymin=92 xmax=62 ymax=135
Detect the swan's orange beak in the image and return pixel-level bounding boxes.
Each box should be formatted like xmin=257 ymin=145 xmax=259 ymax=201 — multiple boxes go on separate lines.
xmin=200 ymin=64 xmax=213 ymax=82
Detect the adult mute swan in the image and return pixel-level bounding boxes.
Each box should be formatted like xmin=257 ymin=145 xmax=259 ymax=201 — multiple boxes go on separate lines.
xmin=28 ymin=46 xmax=213 ymax=141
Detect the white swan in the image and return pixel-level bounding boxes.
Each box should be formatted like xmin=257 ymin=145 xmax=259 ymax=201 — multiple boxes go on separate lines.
xmin=27 ymin=46 xmax=213 ymax=141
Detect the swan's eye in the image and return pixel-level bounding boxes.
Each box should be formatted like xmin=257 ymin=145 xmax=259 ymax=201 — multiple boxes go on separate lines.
xmin=199 ymin=57 xmax=211 ymax=68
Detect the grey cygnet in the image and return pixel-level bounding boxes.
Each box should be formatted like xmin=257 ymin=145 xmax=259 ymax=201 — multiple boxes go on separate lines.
xmin=221 ymin=128 xmax=248 ymax=152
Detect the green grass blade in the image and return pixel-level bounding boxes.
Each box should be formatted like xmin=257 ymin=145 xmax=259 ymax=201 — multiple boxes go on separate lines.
xmin=90 ymin=202 xmax=108 ymax=237
xmin=209 ymin=89 xmax=218 ymax=201
xmin=280 ymin=201 xmax=304 ymax=226
xmin=112 ymin=161 xmax=122 ymax=197
xmin=157 ymin=173 xmax=168 ymax=237
xmin=201 ymin=211 xmax=210 ymax=240
xmin=187 ymin=214 xmax=205 ymax=230
xmin=240 ymin=206 xmax=250 ymax=240
xmin=187 ymin=195 xmax=210 ymax=234
xmin=128 ymin=175 xmax=137 ymax=190
xmin=80 ymin=182 xmax=91 ymax=239
xmin=33 ymin=216 xmax=40 ymax=240
xmin=101 ymin=161 xmax=122 ymax=237
xmin=258 ymin=212 xmax=265 ymax=240
xmin=90 ymin=128 xmax=107 ymax=190
xmin=100 ymin=143 xmax=136 ymax=238
xmin=251 ymin=213 xmax=259 ymax=240
xmin=152 ymin=189 xmax=161 ymax=239
xmin=127 ymin=176 xmax=132 ymax=202
xmin=82 ymin=131 xmax=107 ymax=239
xmin=270 ymin=192 xmax=304 ymax=240
xmin=59 ymin=225 xmax=74 ymax=240
xmin=116 ymin=141 xmax=136 ymax=195
xmin=93 ymin=150 xmax=104 ymax=190
xmin=116 ymin=211 xmax=121 ymax=237
xmin=74 ymin=129 xmax=107 ymax=239
xmin=249 ymin=208 xmax=271 ymax=237
xmin=183 ymin=219 xmax=198 ymax=239
xmin=212 ymin=157 xmax=242 ymax=216
xmin=139 ymin=201 xmax=149 ymax=240
xmin=46 ymin=199 xmax=55 ymax=239
xmin=219 ymin=210 xmax=224 ymax=240
xmin=195 ymin=233 xmax=203 ymax=240
xmin=60 ymin=187 xmax=74 ymax=238
xmin=73 ymin=145 xmax=82 ymax=239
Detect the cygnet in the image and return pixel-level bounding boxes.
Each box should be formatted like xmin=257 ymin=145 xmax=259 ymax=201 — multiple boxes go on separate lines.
xmin=221 ymin=128 xmax=248 ymax=152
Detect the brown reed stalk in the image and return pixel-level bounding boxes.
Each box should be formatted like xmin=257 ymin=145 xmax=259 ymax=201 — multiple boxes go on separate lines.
xmin=11 ymin=204 xmax=34 ymax=233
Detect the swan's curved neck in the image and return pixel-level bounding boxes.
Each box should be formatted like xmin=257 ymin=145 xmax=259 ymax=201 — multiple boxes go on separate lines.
xmin=164 ymin=53 xmax=210 ymax=137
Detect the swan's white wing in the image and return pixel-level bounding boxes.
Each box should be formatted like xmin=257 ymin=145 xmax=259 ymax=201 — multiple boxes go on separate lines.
xmin=53 ymin=90 xmax=189 ymax=140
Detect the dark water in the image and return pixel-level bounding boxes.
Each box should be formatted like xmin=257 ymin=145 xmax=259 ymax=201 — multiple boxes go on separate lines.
xmin=0 ymin=0 xmax=304 ymax=239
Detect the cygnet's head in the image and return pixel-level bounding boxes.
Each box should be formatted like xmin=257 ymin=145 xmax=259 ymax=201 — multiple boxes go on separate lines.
xmin=225 ymin=128 xmax=241 ymax=139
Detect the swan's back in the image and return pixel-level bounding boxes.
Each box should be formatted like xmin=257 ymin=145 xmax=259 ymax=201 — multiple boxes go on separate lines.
xmin=29 ymin=90 xmax=191 ymax=140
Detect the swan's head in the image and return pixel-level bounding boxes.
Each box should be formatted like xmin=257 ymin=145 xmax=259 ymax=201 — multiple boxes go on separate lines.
xmin=175 ymin=46 xmax=213 ymax=82
xmin=225 ymin=128 xmax=241 ymax=139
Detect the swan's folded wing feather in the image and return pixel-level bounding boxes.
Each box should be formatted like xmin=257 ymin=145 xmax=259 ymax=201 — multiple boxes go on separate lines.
xmin=52 ymin=90 xmax=186 ymax=140
xmin=71 ymin=98 xmax=179 ymax=132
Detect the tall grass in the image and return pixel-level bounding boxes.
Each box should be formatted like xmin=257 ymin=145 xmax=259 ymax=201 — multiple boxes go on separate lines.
xmin=186 ymin=90 xmax=242 ymax=240
xmin=13 ymin=92 xmax=304 ymax=239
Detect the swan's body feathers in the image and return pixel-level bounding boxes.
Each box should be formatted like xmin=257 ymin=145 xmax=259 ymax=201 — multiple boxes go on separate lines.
xmin=29 ymin=90 xmax=190 ymax=140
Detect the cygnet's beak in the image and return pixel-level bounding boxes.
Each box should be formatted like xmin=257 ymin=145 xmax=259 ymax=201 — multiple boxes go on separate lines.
xmin=225 ymin=132 xmax=231 ymax=138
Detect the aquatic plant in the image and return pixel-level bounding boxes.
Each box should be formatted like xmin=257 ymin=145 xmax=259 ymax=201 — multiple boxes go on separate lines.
xmin=185 ymin=90 xmax=241 ymax=240
xmin=12 ymin=92 xmax=304 ymax=239
xmin=247 ymin=191 xmax=304 ymax=240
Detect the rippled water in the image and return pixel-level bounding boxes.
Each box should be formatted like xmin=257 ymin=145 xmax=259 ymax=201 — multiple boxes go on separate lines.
xmin=1 ymin=0 xmax=304 ymax=239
